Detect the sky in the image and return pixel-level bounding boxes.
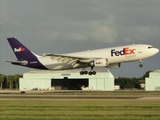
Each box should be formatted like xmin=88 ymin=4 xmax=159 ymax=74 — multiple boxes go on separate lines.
xmin=0 ymin=0 xmax=160 ymax=77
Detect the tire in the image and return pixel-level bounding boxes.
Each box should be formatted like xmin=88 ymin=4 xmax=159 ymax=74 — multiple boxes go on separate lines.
xmin=88 ymin=71 xmax=93 ymax=75
xmin=80 ymin=71 xmax=84 ymax=75
xmin=93 ymin=71 xmax=96 ymax=75
xmin=84 ymin=71 xmax=88 ymax=74
xmin=139 ymin=64 xmax=143 ymax=67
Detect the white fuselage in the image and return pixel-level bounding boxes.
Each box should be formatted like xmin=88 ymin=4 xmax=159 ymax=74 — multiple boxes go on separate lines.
xmin=37 ymin=44 xmax=159 ymax=70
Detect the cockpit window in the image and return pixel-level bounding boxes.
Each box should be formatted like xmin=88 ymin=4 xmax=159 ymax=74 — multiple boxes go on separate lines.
xmin=148 ymin=46 xmax=153 ymax=49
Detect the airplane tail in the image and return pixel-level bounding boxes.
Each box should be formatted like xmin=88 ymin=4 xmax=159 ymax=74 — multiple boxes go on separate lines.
xmin=7 ymin=37 xmax=41 ymax=61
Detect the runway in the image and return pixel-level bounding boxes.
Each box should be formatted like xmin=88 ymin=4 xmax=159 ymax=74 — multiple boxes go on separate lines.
xmin=0 ymin=94 xmax=142 ymax=100
xmin=1 ymin=90 xmax=160 ymax=100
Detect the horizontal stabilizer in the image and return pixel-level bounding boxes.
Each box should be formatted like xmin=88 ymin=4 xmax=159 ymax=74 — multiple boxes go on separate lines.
xmin=4 ymin=60 xmax=28 ymax=65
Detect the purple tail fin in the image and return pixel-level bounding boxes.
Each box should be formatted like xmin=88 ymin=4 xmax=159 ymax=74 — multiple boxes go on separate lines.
xmin=7 ymin=37 xmax=37 ymax=60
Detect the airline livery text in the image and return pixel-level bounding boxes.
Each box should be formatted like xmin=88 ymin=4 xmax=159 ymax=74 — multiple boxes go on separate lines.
xmin=14 ymin=47 xmax=25 ymax=52
xmin=111 ymin=47 xmax=135 ymax=57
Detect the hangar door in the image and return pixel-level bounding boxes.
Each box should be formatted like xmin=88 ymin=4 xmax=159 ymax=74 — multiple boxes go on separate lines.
xmin=51 ymin=78 xmax=88 ymax=90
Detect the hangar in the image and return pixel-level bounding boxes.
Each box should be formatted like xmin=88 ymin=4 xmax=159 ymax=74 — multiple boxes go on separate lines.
xmin=19 ymin=70 xmax=114 ymax=91
xmin=146 ymin=70 xmax=160 ymax=91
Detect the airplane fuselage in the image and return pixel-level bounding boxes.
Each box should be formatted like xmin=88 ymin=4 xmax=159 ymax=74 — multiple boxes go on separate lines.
xmin=36 ymin=44 xmax=159 ymax=70
xmin=5 ymin=37 xmax=159 ymax=74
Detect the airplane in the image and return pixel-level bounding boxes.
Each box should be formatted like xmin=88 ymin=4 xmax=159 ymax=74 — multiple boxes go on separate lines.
xmin=5 ymin=37 xmax=159 ymax=75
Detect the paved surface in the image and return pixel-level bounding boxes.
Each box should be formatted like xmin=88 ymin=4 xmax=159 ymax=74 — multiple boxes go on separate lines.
xmin=1 ymin=90 xmax=160 ymax=100
xmin=0 ymin=94 xmax=142 ymax=100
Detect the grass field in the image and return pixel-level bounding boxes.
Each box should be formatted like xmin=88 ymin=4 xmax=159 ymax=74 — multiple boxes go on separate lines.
xmin=0 ymin=99 xmax=160 ymax=120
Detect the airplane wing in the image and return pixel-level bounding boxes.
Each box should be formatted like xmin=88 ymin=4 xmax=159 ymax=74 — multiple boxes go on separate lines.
xmin=44 ymin=53 xmax=97 ymax=66
xmin=4 ymin=60 xmax=28 ymax=65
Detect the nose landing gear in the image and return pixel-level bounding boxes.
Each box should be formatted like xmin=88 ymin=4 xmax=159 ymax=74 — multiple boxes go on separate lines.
xmin=139 ymin=60 xmax=143 ymax=67
xmin=139 ymin=64 xmax=143 ymax=67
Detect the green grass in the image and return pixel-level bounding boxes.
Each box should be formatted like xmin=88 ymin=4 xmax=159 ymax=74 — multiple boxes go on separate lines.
xmin=0 ymin=100 xmax=160 ymax=120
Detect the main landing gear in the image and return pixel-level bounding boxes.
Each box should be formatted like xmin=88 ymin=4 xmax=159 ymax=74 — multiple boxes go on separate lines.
xmin=80 ymin=66 xmax=96 ymax=75
xmin=80 ymin=70 xmax=96 ymax=75
xmin=139 ymin=60 xmax=143 ymax=67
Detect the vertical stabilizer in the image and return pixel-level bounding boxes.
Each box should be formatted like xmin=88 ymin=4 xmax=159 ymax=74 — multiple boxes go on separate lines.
xmin=7 ymin=37 xmax=38 ymax=60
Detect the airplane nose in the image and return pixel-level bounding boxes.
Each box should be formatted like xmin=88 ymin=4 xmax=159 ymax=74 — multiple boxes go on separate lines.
xmin=156 ymin=48 xmax=159 ymax=54
xmin=150 ymin=48 xmax=159 ymax=56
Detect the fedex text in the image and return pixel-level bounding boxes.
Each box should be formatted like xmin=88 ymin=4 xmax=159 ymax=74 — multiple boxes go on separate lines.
xmin=111 ymin=47 xmax=135 ymax=57
xmin=14 ymin=47 xmax=25 ymax=52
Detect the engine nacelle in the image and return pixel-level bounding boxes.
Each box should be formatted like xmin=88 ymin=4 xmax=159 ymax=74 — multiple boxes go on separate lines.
xmin=108 ymin=63 xmax=121 ymax=68
xmin=92 ymin=58 xmax=109 ymax=67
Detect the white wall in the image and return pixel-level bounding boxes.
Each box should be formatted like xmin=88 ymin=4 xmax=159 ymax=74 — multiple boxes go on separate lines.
xmin=19 ymin=78 xmax=51 ymax=91
xmin=145 ymin=71 xmax=160 ymax=91
xmin=19 ymin=70 xmax=114 ymax=91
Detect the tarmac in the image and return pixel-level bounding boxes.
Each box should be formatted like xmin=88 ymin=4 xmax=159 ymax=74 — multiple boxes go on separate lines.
xmin=1 ymin=90 xmax=160 ymax=100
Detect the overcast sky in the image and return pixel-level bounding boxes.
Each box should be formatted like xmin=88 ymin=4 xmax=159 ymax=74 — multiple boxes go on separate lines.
xmin=0 ymin=0 xmax=160 ymax=77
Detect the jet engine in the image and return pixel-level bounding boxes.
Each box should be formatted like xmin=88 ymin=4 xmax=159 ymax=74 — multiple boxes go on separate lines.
xmin=90 ymin=58 xmax=109 ymax=67
xmin=108 ymin=63 xmax=121 ymax=68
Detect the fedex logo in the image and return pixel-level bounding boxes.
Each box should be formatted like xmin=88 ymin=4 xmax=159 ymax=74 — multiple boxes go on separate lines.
xmin=14 ymin=47 xmax=25 ymax=52
xmin=111 ymin=47 xmax=135 ymax=57
xmin=96 ymin=62 xmax=103 ymax=64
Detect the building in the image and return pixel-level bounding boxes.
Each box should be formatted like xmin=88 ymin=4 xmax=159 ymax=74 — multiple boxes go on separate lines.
xmin=145 ymin=70 xmax=160 ymax=91
xmin=19 ymin=70 xmax=114 ymax=91
xmin=139 ymin=80 xmax=145 ymax=89
xmin=114 ymin=85 xmax=120 ymax=90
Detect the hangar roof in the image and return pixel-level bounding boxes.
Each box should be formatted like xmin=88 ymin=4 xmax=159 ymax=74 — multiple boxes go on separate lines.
xmin=152 ymin=70 xmax=160 ymax=73
xmin=23 ymin=70 xmax=114 ymax=79
xmin=26 ymin=70 xmax=111 ymax=74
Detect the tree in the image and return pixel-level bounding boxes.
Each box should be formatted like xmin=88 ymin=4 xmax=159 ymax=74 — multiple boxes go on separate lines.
xmin=115 ymin=77 xmax=141 ymax=89
xmin=13 ymin=74 xmax=20 ymax=89
xmin=141 ymin=71 xmax=153 ymax=80
xmin=7 ymin=75 xmax=15 ymax=89
xmin=0 ymin=75 xmax=5 ymax=89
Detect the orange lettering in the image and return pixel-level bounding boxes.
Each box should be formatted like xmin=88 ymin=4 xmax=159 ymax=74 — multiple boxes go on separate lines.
xmin=124 ymin=48 xmax=129 ymax=55
xmin=130 ymin=49 xmax=135 ymax=54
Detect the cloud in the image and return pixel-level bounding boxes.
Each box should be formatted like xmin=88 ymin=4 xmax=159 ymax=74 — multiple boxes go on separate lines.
xmin=0 ymin=0 xmax=160 ymax=77
xmin=2 ymin=0 xmax=159 ymax=44
xmin=34 ymin=20 xmax=118 ymax=43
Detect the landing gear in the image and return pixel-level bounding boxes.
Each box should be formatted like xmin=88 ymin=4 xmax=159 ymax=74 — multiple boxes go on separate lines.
xmin=80 ymin=70 xmax=88 ymax=75
xmin=79 ymin=61 xmax=97 ymax=75
xmin=88 ymin=66 xmax=96 ymax=75
xmin=139 ymin=64 xmax=143 ymax=67
xmin=139 ymin=60 xmax=143 ymax=67
xmin=80 ymin=70 xmax=96 ymax=75
xmin=79 ymin=66 xmax=96 ymax=75
xmin=79 ymin=70 xmax=96 ymax=75
xmin=88 ymin=71 xmax=96 ymax=75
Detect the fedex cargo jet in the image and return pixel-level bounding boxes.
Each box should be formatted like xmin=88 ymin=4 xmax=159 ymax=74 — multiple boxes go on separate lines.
xmin=5 ymin=37 xmax=159 ymax=75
